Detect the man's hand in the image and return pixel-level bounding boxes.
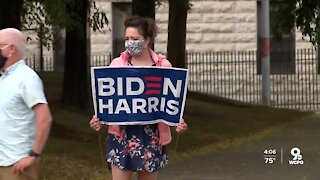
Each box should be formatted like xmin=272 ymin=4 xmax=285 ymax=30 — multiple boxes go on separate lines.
xmin=12 ymin=156 xmax=36 ymax=175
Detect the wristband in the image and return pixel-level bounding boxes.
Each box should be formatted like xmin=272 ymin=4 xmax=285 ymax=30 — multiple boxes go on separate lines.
xmin=29 ymin=150 xmax=40 ymax=158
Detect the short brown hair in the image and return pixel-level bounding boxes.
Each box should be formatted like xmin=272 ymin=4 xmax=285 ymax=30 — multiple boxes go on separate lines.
xmin=124 ymin=16 xmax=158 ymax=40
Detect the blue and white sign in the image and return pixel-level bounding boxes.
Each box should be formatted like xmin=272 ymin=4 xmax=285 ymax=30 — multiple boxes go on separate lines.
xmin=91 ymin=66 xmax=188 ymax=126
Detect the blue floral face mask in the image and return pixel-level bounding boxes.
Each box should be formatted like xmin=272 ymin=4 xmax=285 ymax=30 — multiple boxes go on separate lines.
xmin=125 ymin=40 xmax=145 ymax=56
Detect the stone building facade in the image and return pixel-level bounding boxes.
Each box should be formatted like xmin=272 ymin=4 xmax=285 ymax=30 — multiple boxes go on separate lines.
xmin=25 ymin=0 xmax=314 ymax=58
xmin=88 ymin=0 xmax=313 ymax=58
xmin=23 ymin=0 xmax=319 ymax=110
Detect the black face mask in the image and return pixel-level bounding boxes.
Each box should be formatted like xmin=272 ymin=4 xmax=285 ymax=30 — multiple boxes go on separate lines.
xmin=0 ymin=49 xmax=7 ymax=69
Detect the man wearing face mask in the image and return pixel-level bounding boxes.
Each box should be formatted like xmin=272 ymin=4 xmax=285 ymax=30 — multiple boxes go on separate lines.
xmin=0 ymin=28 xmax=52 ymax=180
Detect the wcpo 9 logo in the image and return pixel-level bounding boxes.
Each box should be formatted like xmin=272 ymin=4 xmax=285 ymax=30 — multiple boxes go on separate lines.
xmin=91 ymin=66 xmax=188 ymax=126
xmin=288 ymin=147 xmax=304 ymax=165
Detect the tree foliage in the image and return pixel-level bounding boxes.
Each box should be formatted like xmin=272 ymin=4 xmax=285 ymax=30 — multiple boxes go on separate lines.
xmin=21 ymin=0 xmax=109 ymax=47
xmin=16 ymin=0 xmax=191 ymax=108
xmin=272 ymin=0 xmax=320 ymax=45
xmin=20 ymin=0 xmax=109 ymax=109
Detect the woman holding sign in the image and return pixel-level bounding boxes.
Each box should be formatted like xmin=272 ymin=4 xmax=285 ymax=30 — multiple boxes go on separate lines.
xmin=89 ymin=16 xmax=188 ymax=180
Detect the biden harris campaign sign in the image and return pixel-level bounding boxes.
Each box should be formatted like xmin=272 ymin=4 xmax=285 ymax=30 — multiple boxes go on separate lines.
xmin=91 ymin=66 xmax=188 ymax=126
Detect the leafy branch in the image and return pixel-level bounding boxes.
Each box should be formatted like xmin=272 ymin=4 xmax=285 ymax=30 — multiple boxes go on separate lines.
xmin=21 ymin=0 xmax=110 ymax=48
xmin=272 ymin=0 xmax=320 ymax=46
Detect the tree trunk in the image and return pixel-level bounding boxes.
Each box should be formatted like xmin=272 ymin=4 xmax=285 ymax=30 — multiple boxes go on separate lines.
xmin=132 ymin=0 xmax=155 ymax=49
xmin=61 ymin=0 xmax=89 ymax=109
xmin=132 ymin=0 xmax=155 ymax=19
xmin=318 ymin=43 xmax=320 ymax=74
xmin=167 ymin=0 xmax=189 ymax=68
xmin=0 ymin=0 xmax=23 ymax=29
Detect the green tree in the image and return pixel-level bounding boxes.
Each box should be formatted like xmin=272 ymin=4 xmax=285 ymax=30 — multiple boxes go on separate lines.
xmin=272 ymin=0 xmax=320 ymax=45
xmin=272 ymin=0 xmax=320 ymax=73
xmin=21 ymin=0 xmax=108 ymax=109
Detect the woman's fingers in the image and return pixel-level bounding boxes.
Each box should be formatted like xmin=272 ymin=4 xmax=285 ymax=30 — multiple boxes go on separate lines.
xmin=92 ymin=122 xmax=101 ymax=131
xmin=95 ymin=125 xmax=101 ymax=131
xmin=89 ymin=115 xmax=101 ymax=131
xmin=181 ymin=122 xmax=188 ymax=128
xmin=176 ymin=120 xmax=188 ymax=133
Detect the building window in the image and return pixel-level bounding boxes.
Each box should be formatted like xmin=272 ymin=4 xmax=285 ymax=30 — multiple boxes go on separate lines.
xmin=257 ymin=0 xmax=296 ymax=74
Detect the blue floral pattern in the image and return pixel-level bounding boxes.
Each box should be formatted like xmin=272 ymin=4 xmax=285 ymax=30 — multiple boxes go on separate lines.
xmin=106 ymin=124 xmax=168 ymax=172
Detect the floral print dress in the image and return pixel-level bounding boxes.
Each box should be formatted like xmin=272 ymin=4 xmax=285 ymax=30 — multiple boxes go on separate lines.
xmin=106 ymin=61 xmax=168 ymax=172
xmin=106 ymin=124 xmax=168 ymax=172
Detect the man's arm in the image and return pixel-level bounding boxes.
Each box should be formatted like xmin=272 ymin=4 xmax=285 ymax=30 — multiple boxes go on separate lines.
xmin=13 ymin=103 xmax=52 ymax=175
xmin=31 ymin=103 xmax=52 ymax=154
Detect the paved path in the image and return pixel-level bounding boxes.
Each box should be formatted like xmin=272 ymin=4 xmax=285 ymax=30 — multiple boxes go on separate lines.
xmin=159 ymin=115 xmax=320 ymax=180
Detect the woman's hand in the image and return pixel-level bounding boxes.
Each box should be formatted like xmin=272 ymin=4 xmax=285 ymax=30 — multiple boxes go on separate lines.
xmin=176 ymin=118 xmax=188 ymax=133
xmin=89 ymin=115 xmax=101 ymax=131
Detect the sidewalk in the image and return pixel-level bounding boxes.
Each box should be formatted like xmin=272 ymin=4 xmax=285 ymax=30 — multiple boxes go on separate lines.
xmin=160 ymin=115 xmax=320 ymax=180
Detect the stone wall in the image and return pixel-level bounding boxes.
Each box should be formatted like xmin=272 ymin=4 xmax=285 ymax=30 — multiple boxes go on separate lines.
xmin=155 ymin=0 xmax=258 ymax=52
xmin=89 ymin=0 xmax=314 ymax=56
xmin=24 ymin=0 xmax=314 ymax=57
xmin=21 ymin=0 xmax=319 ymax=110
xmin=90 ymin=0 xmax=113 ymax=55
xmin=155 ymin=0 xmax=313 ymax=53
xmin=24 ymin=29 xmax=52 ymax=57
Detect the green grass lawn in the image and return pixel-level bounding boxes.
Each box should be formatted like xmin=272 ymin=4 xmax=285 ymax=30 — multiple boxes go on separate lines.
xmin=38 ymin=72 xmax=310 ymax=179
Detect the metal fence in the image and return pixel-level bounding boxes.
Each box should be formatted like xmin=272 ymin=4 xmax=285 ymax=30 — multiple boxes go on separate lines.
xmin=91 ymin=53 xmax=113 ymax=66
xmin=26 ymin=49 xmax=320 ymax=110
xmin=26 ymin=55 xmax=54 ymax=71
xmin=25 ymin=53 xmax=113 ymax=71
xmin=187 ymin=49 xmax=320 ymax=110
